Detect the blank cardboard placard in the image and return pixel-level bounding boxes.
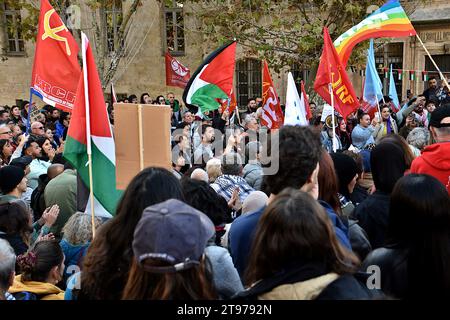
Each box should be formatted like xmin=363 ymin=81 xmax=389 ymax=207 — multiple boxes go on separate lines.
xmin=114 ymin=103 xmax=172 ymax=189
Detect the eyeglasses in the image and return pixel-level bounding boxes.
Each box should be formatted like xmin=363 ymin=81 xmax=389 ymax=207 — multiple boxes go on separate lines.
xmin=35 ymin=127 xmax=44 ymax=130
xmin=0 ymin=130 xmax=12 ymax=135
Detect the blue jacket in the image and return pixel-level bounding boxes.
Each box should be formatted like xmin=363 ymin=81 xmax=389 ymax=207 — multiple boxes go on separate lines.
xmin=319 ymin=201 xmax=352 ymax=250
xmin=351 ymin=124 xmax=375 ymax=149
xmin=59 ymin=239 xmax=89 ymax=283
xmin=229 ymin=207 xmax=265 ymax=279
xmin=229 ymin=202 xmax=352 ymax=280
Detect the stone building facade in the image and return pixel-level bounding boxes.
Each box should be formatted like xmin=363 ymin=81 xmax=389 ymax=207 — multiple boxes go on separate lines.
xmin=0 ymin=0 xmax=449 ymax=108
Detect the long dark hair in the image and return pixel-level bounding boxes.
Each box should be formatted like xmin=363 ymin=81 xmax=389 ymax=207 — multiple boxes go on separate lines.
xmin=17 ymin=240 xmax=63 ymax=283
xmin=370 ymin=141 xmax=407 ymax=193
xmin=0 ymin=139 xmax=11 ymax=163
xmin=0 ymin=201 xmax=33 ymax=248
xmin=379 ymin=134 xmax=415 ymax=169
xmin=80 ymin=167 xmax=185 ymax=300
xmin=245 ymin=189 xmax=359 ymax=286
xmin=122 ymin=257 xmax=217 ymax=300
xmin=317 ymin=150 xmax=341 ymax=215
xmin=181 ymin=178 xmax=232 ymax=245
xmin=387 ymin=174 xmax=450 ymax=297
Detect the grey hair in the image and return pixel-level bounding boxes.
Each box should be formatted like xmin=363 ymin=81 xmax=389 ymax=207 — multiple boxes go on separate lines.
xmin=206 ymin=158 xmax=222 ymax=183
xmin=0 ymin=239 xmax=16 ymax=290
xmin=242 ymin=114 xmax=256 ymax=127
xmin=407 ymin=127 xmax=430 ymax=150
xmin=62 ymin=212 xmax=102 ymax=246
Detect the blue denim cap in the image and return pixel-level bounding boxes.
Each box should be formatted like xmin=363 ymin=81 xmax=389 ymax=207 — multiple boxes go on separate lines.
xmin=132 ymin=199 xmax=215 ymax=273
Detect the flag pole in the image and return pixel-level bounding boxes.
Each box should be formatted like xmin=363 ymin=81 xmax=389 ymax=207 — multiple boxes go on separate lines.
xmin=138 ymin=104 xmax=145 ymax=171
xmin=416 ymin=34 xmax=450 ymax=91
xmin=329 ymin=72 xmax=337 ymax=153
xmin=81 ymin=32 xmax=96 ymax=238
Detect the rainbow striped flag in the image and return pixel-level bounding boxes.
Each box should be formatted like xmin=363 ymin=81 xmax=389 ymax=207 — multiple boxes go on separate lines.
xmin=334 ymin=0 xmax=416 ymax=67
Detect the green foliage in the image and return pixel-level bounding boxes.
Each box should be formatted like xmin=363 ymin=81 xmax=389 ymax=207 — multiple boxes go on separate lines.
xmin=179 ymin=0 xmax=424 ymax=85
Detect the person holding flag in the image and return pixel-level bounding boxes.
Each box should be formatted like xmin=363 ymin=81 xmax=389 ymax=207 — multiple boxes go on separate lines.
xmin=314 ymin=27 xmax=359 ymax=152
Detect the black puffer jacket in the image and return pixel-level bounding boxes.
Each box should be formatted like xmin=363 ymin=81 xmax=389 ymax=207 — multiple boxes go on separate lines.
xmin=362 ymin=245 xmax=408 ymax=299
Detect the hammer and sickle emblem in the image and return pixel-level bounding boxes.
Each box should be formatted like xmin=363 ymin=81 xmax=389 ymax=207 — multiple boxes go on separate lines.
xmin=42 ymin=9 xmax=71 ymax=56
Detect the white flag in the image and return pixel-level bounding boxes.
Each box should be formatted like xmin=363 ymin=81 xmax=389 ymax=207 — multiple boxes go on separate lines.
xmin=284 ymin=72 xmax=308 ymax=126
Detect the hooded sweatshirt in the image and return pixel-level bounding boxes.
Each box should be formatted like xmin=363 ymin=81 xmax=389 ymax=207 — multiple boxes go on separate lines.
xmin=410 ymin=142 xmax=450 ymax=195
xmin=9 ymin=275 xmax=64 ymax=300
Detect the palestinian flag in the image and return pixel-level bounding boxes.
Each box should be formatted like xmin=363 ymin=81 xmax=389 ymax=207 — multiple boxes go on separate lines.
xmin=64 ymin=32 xmax=122 ymax=218
xmin=183 ymin=41 xmax=236 ymax=112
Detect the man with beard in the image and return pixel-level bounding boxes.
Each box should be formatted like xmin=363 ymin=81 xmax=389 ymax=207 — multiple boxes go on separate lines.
xmin=194 ymin=124 xmax=215 ymax=166
xmin=23 ymin=137 xmax=51 ymax=190
xmin=423 ymin=77 xmax=439 ymax=103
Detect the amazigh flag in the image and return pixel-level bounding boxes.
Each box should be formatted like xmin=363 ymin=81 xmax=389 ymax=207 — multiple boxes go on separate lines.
xmin=64 ymin=32 xmax=122 ymax=218
xmin=31 ymin=0 xmax=81 ymax=112
xmin=314 ymin=27 xmax=359 ymax=120
xmin=334 ymin=0 xmax=416 ymax=67
xmin=183 ymin=41 xmax=236 ymax=112
xmin=261 ymin=60 xmax=284 ymax=129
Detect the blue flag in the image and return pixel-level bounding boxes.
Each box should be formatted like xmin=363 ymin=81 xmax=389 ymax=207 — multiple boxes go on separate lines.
xmin=363 ymin=39 xmax=383 ymax=106
xmin=389 ymin=64 xmax=400 ymax=110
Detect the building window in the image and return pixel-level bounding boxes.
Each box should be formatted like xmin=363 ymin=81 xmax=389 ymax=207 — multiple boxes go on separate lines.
xmin=105 ymin=0 xmax=123 ymax=53
xmin=425 ymin=54 xmax=450 ymax=87
xmin=290 ymin=63 xmax=310 ymax=88
xmin=3 ymin=3 xmax=25 ymax=55
xmin=164 ymin=0 xmax=185 ymax=55
xmin=375 ymin=43 xmax=403 ymax=101
xmin=236 ymin=59 xmax=262 ymax=107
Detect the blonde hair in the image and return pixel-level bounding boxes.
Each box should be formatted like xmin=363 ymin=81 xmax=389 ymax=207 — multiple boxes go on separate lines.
xmin=206 ymin=158 xmax=222 ymax=183
xmin=62 ymin=212 xmax=103 ymax=245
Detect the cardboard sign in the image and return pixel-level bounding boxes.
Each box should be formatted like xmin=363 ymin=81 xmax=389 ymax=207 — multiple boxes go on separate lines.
xmin=114 ymin=103 xmax=172 ymax=189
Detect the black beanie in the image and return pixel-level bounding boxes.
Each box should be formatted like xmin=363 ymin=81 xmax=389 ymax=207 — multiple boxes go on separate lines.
xmin=0 ymin=165 xmax=25 ymax=194
xmin=330 ymin=152 xmax=358 ymax=198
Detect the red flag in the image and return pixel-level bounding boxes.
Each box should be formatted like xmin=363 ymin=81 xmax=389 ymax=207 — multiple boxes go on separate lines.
xmin=165 ymin=51 xmax=190 ymax=88
xmin=220 ymin=90 xmax=237 ymax=114
xmin=31 ymin=0 xmax=81 ymax=112
xmin=314 ymin=27 xmax=359 ymax=120
xmin=300 ymin=81 xmax=312 ymax=121
xmin=261 ymin=60 xmax=284 ymax=129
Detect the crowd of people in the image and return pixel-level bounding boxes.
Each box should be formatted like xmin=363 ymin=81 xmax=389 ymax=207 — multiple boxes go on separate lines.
xmin=0 ymin=76 xmax=449 ymax=300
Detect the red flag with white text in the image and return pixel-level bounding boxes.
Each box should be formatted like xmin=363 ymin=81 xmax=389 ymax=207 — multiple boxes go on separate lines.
xmin=165 ymin=51 xmax=190 ymax=88
xmin=30 ymin=0 xmax=81 ymax=112
xmin=261 ymin=60 xmax=284 ymax=129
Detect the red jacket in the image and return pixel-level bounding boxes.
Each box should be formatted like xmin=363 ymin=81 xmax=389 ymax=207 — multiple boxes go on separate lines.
xmin=410 ymin=142 xmax=450 ymax=194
